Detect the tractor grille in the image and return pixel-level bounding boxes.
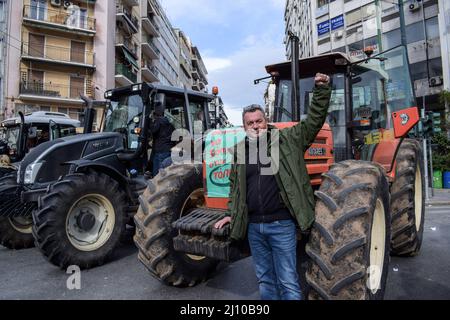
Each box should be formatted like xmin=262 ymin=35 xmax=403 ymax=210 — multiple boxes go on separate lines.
xmin=0 ymin=186 xmax=37 ymax=218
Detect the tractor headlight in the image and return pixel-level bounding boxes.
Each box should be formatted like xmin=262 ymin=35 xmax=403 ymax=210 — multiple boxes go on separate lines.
xmin=24 ymin=162 xmax=43 ymax=184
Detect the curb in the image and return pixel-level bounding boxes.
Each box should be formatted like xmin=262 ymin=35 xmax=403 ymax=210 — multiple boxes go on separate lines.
xmin=426 ymin=201 xmax=450 ymax=206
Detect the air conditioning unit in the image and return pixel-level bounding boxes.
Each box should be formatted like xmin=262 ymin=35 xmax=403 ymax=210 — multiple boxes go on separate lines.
xmin=63 ymin=1 xmax=72 ymax=9
xmin=429 ymin=76 xmax=443 ymax=87
xmin=409 ymin=0 xmax=422 ymax=12
xmin=334 ymin=30 xmax=344 ymax=39
xmin=50 ymin=0 xmax=62 ymax=7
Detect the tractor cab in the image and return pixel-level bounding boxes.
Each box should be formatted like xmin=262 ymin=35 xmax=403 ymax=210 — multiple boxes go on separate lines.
xmin=103 ymin=82 xmax=221 ymax=175
xmin=0 ymin=112 xmax=80 ymax=164
xmin=265 ymin=45 xmax=418 ymax=174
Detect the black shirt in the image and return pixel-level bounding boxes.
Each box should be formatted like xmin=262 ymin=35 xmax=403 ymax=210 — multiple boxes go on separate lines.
xmin=245 ymin=137 xmax=292 ymax=223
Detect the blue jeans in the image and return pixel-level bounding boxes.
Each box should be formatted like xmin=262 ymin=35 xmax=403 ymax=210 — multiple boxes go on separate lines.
xmin=248 ymin=219 xmax=303 ymax=300
xmin=152 ymin=152 xmax=171 ymax=177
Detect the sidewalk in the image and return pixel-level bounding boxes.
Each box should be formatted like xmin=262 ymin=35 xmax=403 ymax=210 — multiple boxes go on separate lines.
xmin=426 ymin=188 xmax=450 ymax=206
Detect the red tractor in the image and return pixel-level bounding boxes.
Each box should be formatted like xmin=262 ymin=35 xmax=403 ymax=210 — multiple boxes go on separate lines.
xmin=134 ymin=43 xmax=424 ymax=299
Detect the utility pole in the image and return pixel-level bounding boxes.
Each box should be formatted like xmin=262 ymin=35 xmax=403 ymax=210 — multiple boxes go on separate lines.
xmin=398 ymin=0 xmax=407 ymax=47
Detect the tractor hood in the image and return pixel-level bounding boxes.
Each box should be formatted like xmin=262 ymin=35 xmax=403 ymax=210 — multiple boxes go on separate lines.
xmin=18 ymin=132 xmax=123 ymax=185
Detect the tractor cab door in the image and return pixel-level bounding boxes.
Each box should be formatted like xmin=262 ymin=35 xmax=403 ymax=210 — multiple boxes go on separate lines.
xmin=350 ymin=45 xmax=417 ymax=173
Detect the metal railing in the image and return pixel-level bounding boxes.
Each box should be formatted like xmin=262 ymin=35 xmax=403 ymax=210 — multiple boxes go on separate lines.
xmin=116 ymin=64 xmax=137 ymax=82
xmin=23 ymin=5 xmax=96 ymax=32
xmin=19 ymin=79 xmax=93 ymax=100
xmin=143 ymin=35 xmax=160 ymax=55
xmin=142 ymin=60 xmax=159 ymax=76
xmin=116 ymin=33 xmax=138 ymax=57
xmin=116 ymin=5 xmax=139 ymax=31
xmin=21 ymin=42 xmax=95 ymax=66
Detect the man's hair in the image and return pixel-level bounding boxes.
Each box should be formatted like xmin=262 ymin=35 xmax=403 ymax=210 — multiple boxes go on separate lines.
xmin=242 ymin=104 xmax=266 ymax=124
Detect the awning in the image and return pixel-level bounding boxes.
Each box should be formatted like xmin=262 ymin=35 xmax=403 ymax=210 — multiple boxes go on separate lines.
xmin=121 ymin=47 xmax=138 ymax=69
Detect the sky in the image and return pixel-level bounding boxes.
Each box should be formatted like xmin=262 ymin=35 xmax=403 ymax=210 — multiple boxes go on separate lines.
xmin=159 ymin=0 xmax=287 ymax=126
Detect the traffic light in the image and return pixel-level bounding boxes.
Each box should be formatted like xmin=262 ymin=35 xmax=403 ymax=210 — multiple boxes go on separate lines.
xmin=422 ymin=111 xmax=434 ymax=138
xmin=432 ymin=112 xmax=442 ymax=134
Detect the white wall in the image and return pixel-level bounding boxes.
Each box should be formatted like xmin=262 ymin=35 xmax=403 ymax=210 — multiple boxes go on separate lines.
xmin=94 ymin=0 xmax=115 ymax=97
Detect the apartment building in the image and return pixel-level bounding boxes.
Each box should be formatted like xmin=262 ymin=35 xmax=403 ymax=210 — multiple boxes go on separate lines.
xmin=174 ymin=29 xmax=193 ymax=89
xmin=286 ymin=0 xmax=447 ymax=113
xmin=285 ymin=0 xmax=314 ymax=59
xmin=3 ymin=0 xmax=97 ymax=122
xmin=191 ymin=46 xmax=208 ymax=92
xmin=1 ymin=0 xmax=209 ymax=121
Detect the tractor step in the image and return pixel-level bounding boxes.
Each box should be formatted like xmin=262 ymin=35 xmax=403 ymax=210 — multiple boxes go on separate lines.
xmin=172 ymin=208 xmax=245 ymax=262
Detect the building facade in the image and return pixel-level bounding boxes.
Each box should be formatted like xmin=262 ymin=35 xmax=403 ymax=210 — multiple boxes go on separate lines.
xmin=1 ymin=0 xmax=209 ymax=121
xmin=286 ymin=0 xmax=447 ymax=114
xmin=0 ymin=0 xmax=8 ymax=120
xmin=4 ymin=0 xmax=97 ymax=122
xmin=285 ymin=0 xmax=314 ymax=59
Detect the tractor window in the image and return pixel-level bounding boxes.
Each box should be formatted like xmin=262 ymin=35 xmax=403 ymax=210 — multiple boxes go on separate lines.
xmin=104 ymin=94 xmax=144 ymax=150
xmin=163 ymin=96 xmax=186 ymax=131
xmin=276 ymin=80 xmax=293 ymax=122
xmin=5 ymin=126 xmax=20 ymax=151
xmin=351 ymin=45 xmax=416 ymax=168
xmin=189 ymin=102 xmax=206 ymax=136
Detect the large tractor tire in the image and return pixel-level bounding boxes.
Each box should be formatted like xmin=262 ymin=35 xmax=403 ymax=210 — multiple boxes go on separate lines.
xmin=0 ymin=172 xmax=35 ymax=250
xmin=306 ymin=160 xmax=391 ymax=300
xmin=32 ymin=171 xmax=128 ymax=269
xmin=390 ymin=139 xmax=425 ymax=256
xmin=0 ymin=167 xmax=15 ymax=179
xmin=134 ymin=163 xmax=219 ymax=287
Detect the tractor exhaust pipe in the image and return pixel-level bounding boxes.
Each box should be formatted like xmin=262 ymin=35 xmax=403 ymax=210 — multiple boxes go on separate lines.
xmin=289 ymin=31 xmax=300 ymax=122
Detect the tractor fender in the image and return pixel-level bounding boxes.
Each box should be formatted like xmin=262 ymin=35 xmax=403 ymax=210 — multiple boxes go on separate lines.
xmin=64 ymin=160 xmax=132 ymax=200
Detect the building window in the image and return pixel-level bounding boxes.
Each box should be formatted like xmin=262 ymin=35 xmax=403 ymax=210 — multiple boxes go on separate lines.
xmin=406 ymin=21 xmax=425 ymax=44
xmin=410 ymin=58 xmax=443 ymax=81
xmin=40 ymin=106 xmax=51 ymax=112
xmin=58 ymin=107 xmax=68 ymax=115
xmin=346 ymin=2 xmax=376 ymax=27
xmin=382 ymin=29 xmax=401 ymax=50
xmin=426 ymin=16 xmax=439 ymax=40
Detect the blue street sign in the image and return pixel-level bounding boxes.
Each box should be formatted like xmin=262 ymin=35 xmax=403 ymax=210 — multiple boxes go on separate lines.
xmin=331 ymin=14 xmax=344 ymax=30
xmin=318 ymin=20 xmax=330 ymax=36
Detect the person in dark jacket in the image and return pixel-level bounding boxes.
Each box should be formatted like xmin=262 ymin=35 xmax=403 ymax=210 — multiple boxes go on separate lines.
xmin=149 ymin=104 xmax=175 ymax=177
xmin=214 ymin=73 xmax=332 ymax=300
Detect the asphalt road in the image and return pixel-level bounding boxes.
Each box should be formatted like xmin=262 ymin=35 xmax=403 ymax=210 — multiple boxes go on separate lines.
xmin=0 ymin=205 xmax=449 ymax=300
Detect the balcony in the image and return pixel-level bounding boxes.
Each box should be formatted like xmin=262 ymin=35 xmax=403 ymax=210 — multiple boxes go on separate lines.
xmin=192 ymin=80 xmax=206 ymax=92
xmin=23 ymin=5 xmax=96 ymax=36
xmin=142 ymin=15 xmax=159 ymax=37
xmin=141 ymin=36 xmax=159 ymax=60
xmin=19 ymin=79 xmax=94 ymax=105
xmin=122 ymin=0 xmax=139 ymax=7
xmin=116 ymin=33 xmax=138 ymax=60
xmin=141 ymin=61 xmax=159 ymax=82
xmin=115 ymin=63 xmax=137 ymax=86
xmin=192 ymin=68 xmax=199 ymax=80
xmin=21 ymin=42 xmax=95 ymax=69
xmin=116 ymin=5 xmax=139 ymax=34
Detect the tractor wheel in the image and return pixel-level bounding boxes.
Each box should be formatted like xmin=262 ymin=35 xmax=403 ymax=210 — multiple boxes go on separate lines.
xmin=390 ymin=139 xmax=425 ymax=256
xmin=134 ymin=163 xmax=219 ymax=287
xmin=32 ymin=171 xmax=128 ymax=269
xmin=306 ymin=160 xmax=391 ymax=300
xmin=0 ymin=172 xmax=34 ymax=250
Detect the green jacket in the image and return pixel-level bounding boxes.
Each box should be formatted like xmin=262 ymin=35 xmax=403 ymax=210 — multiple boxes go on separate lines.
xmin=226 ymin=85 xmax=332 ymax=241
